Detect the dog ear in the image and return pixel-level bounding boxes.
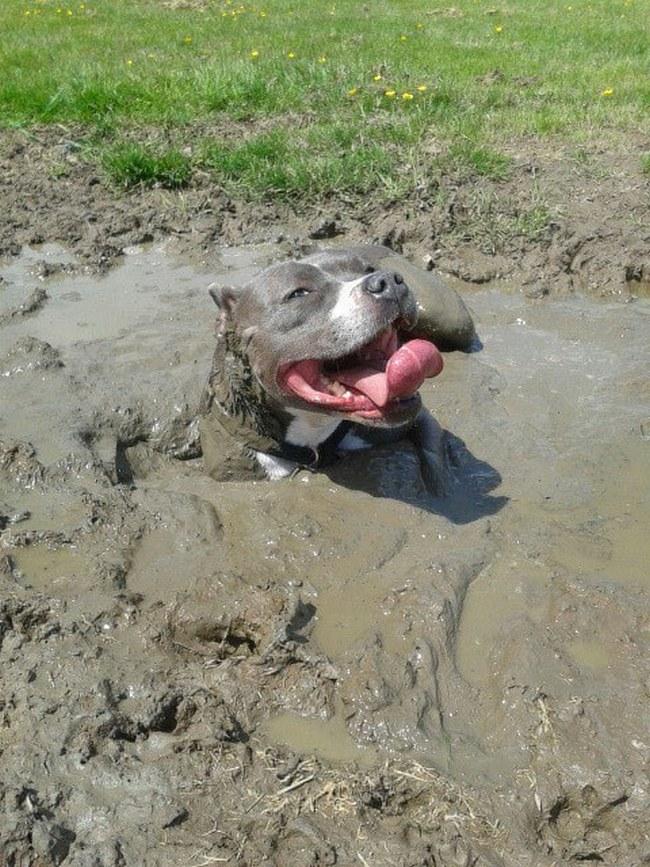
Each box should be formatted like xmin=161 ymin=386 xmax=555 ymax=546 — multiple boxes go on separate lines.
xmin=208 ymin=284 xmax=238 ymax=316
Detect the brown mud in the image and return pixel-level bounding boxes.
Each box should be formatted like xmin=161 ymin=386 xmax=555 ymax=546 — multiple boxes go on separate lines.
xmin=2 ymin=127 xmax=650 ymax=300
xmin=1 ymin=132 xmax=650 ymax=866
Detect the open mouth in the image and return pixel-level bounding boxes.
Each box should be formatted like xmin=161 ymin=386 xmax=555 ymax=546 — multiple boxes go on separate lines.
xmin=278 ymin=325 xmax=443 ymax=419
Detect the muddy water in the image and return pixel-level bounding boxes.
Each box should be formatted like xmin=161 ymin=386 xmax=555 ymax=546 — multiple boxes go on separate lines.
xmin=1 ymin=243 xmax=649 ymax=865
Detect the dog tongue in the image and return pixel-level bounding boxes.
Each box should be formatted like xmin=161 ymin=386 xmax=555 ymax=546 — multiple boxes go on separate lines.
xmin=336 ymin=339 xmax=443 ymax=408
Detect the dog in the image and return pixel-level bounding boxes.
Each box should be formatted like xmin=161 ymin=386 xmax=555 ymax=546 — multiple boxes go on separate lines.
xmin=200 ymin=246 xmax=475 ymax=481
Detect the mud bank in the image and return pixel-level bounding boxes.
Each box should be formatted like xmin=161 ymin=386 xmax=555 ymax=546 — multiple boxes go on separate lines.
xmin=1 ymin=242 xmax=649 ymax=866
xmin=2 ymin=128 xmax=650 ymax=301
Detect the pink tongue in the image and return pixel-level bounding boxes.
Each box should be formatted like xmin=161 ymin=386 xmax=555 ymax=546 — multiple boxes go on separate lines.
xmin=336 ymin=339 xmax=443 ymax=408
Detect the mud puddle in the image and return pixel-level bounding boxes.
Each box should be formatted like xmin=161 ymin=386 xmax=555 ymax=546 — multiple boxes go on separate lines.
xmin=263 ymin=709 xmax=375 ymax=766
xmin=1 ymin=243 xmax=649 ymax=866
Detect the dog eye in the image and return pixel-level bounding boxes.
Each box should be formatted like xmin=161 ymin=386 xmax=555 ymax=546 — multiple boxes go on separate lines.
xmin=364 ymin=266 xmax=376 ymax=274
xmin=284 ymin=287 xmax=312 ymax=301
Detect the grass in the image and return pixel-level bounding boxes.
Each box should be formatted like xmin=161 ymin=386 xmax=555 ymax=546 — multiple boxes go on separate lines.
xmin=437 ymin=144 xmax=513 ymax=181
xmin=102 ymin=143 xmax=192 ymax=189
xmin=1 ymin=0 xmax=649 ymax=197
xmin=199 ymin=126 xmax=398 ymax=198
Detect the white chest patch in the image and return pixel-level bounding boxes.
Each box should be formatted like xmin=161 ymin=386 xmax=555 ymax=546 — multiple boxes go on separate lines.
xmin=253 ymin=411 xmax=342 ymax=480
xmin=285 ymin=410 xmax=342 ymax=448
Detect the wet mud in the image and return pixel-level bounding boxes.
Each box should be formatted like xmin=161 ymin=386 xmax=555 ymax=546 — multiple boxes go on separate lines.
xmin=1 ymin=242 xmax=649 ymax=866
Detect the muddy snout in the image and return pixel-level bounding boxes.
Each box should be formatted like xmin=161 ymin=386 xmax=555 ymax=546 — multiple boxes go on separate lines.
xmin=362 ymin=270 xmax=417 ymax=325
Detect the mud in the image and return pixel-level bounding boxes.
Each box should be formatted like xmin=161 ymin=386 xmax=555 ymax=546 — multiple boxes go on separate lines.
xmin=1 ymin=238 xmax=649 ymax=867
xmin=2 ymin=127 xmax=650 ymax=302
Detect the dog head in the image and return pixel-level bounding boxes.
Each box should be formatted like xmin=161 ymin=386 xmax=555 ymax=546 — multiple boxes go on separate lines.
xmin=209 ymin=247 xmax=444 ymax=428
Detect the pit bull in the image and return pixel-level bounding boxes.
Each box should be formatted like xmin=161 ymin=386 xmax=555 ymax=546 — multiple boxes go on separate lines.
xmin=199 ymin=246 xmax=475 ymax=481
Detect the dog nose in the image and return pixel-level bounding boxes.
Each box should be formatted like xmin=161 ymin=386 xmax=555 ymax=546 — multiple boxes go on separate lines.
xmin=362 ymin=270 xmax=405 ymax=297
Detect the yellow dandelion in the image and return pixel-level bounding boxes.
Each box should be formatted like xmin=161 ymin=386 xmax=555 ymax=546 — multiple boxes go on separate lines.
xmin=402 ymin=92 xmax=414 ymax=101
xmin=24 ymin=9 xmax=31 ymax=14
xmin=494 ymin=25 xmax=503 ymax=32
xmin=384 ymin=90 xmax=397 ymax=98
xmin=347 ymin=87 xmax=358 ymax=96
xmin=601 ymin=87 xmax=614 ymax=97
xmin=416 ymin=22 xmax=424 ymax=29
xmin=373 ymin=74 xmax=382 ymax=82
xmin=399 ymin=34 xmax=408 ymax=42
xmin=260 ymin=11 xmax=267 ymax=17
xmin=318 ymin=55 xmax=327 ymax=63
xmin=183 ymin=36 xmax=193 ymax=44
xmin=250 ymin=49 xmax=259 ymax=58
xmin=416 ymin=84 xmax=427 ymax=92
xmin=287 ymin=51 xmax=296 ymax=59
xmin=126 ymin=59 xmax=133 ymax=66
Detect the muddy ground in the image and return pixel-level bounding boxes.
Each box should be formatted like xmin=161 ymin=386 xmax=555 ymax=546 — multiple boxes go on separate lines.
xmin=2 ymin=127 xmax=650 ymax=298
xmin=1 ymin=128 xmax=650 ymax=866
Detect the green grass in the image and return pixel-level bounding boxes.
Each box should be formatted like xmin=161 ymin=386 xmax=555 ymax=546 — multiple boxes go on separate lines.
xmin=102 ymin=143 xmax=192 ymax=189
xmin=461 ymin=147 xmax=511 ymax=181
xmin=439 ymin=144 xmax=512 ymax=181
xmin=642 ymin=153 xmax=650 ymax=175
xmin=1 ymin=0 xmax=648 ymax=197
xmin=199 ymin=126 xmax=398 ymax=198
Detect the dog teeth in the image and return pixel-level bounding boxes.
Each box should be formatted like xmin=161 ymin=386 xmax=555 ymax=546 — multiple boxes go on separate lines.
xmin=326 ymin=380 xmax=349 ymax=398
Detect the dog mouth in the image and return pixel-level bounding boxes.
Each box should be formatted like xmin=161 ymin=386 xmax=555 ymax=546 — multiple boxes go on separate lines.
xmin=277 ymin=325 xmax=443 ymax=419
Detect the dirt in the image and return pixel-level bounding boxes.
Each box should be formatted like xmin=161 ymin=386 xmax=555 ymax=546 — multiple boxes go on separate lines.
xmin=1 ymin=129 xmax=650 ymax=866
xmin=2 ymin=126 xmax=650 ymax=299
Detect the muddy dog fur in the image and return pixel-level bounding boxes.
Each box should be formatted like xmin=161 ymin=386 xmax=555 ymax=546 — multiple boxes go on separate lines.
xmin=200 ymin=245 xmax=476 ymax=481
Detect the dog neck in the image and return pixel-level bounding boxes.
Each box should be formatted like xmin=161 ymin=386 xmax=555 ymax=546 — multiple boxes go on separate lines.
xmin=200 ymin=326 xmax=348 ymax=477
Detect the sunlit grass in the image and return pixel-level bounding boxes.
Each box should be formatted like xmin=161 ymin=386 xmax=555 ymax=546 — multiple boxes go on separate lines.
xmin=101 ymin=143 xmax=192 ymax=189
xmin=199 ymin=127 xmax=397 ymax=199
xmin=2 ymin=0 xmax=648 ymax=197
xmin=443 ymin=145 xmax=512 ymax=181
